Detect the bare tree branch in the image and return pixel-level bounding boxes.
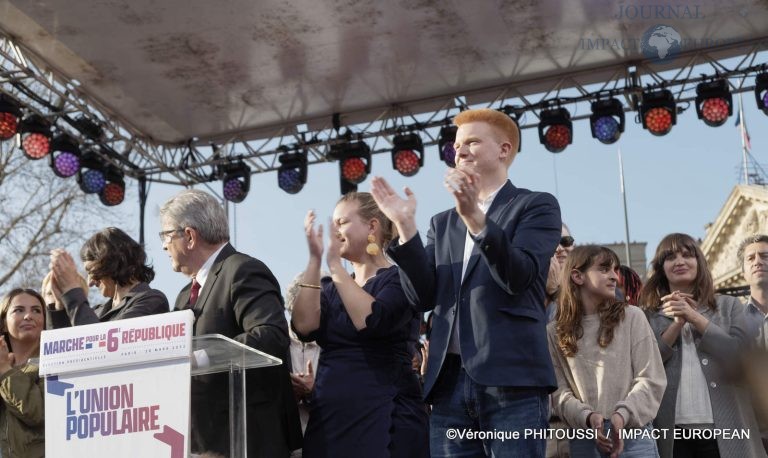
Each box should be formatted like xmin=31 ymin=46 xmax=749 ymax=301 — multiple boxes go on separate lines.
xmin=0 ymin=142 xmax=124 ymax=290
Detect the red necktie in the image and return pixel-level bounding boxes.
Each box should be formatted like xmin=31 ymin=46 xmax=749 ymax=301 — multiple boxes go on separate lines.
xmin=189 ymin=278 xmax=201 ymax=306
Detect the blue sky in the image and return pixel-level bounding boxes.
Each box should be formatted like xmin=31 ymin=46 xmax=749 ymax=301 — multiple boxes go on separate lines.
xmin=127 ymin=60 xmax=766 ymax=301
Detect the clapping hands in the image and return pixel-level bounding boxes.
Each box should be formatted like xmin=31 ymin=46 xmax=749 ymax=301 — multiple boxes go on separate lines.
xmin=303 ymin=210 xmax=342 ymax=270
xmin=304 ymin=210 xmax=324 ymax=263
xmin=49 ymin=249 xmax=83 ymax=297
xmin=370 ymin=177 xmax=418 ymax=242
xmin=661 ymin=291 xmax=699 ymax=324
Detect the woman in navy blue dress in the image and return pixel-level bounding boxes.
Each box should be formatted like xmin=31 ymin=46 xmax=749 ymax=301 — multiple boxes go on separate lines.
xmin=292 ymin=192 xmax=428 ymax=458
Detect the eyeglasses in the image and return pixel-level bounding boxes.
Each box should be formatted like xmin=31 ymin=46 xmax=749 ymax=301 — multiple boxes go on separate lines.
xmin=560 ymin=236 xmax=575 ymax=248
xmin=159 ymin=228 xmax=184 ymax=243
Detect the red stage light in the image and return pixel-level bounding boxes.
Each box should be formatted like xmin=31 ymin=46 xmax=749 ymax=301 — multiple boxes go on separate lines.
xmin=394 ymin=149 xmax=420 ymax=176
xmin=0 ymin=95 xmax=21 ymax=141
xmin=100 ymin=182 xmax=125 ymax=206
xmin=341 ymin=157 xmax=367 ymax=184
xmin=700 ymin=98 xmax=730 ymax=125
xmin=538 ymin=108 xmax=572 ymax=153
xmin=391 ymin=132 xmax=424 ymax=177
xmin=640 ymin=89 xmax=677 ymax=136
xmin=98 ymin=168 xmax=126 ymax=206
xmin=22 ymin=132 xmax=51 ymax=159
xmin=329 ymin=134 xmax=371 ymax=193
xmin=544 ymin=125 xmax=571 ymax=151
xmin=695 ymin=79 xmax=732 ymax=127
xmin=644 ymin=107 xmax=673 ymax=136
xmin=0 ymin=112 xmax=18 ymax=140
xmin=19 ymin=115 xmax=52 ymax=159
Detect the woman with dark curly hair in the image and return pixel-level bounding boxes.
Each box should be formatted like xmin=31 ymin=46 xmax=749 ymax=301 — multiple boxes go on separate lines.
xmin=548 ymin=245 xmax=666 ymax=458
xmin=47 ymin=227 xmax=169 ymax=327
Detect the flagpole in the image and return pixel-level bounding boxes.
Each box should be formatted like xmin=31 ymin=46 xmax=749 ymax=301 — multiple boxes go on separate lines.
xmin=739 ymin=91 xmax=749 ymax=185
xmin=618 ymin=147 xmax=632 ymax=267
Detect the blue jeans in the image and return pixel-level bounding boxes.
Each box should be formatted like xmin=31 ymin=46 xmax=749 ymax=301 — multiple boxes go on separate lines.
xmin=429 ymin=355 xmax=549 ymax=457
xmin=569 ymin=420 xmax=659 ymax=458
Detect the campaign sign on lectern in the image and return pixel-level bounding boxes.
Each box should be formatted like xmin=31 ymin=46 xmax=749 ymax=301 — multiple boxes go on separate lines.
xmin=39 ymin=310 xmax=193 ymax=458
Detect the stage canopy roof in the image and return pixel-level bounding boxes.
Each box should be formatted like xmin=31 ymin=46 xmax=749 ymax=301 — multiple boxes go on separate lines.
xmin=1 ymin=0 xmax=767 ymax=183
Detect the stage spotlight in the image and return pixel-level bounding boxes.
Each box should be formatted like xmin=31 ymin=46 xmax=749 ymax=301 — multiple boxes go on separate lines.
xmin=695 ymin=79 xmax=732 ymax=127
xmin=340 ymin=175 xmax=358 ymax=194
xmin=221 ymin=161 xmax=251 ymax=203
xmin=500 ymin=108 xmax=523 ymax=152
xmin=342 ymin=157 xmax=367 ymax=183
xmin=49 ymin=134 xmax=81 ymax=178
xmin=640 ymin=89 xmax=676 ymax=136
xmin=590 ymin=99 xmax=625 ymax=145
xmin=277 ymin=151 xmax=307 ymax=194
xmin=0 ymin=95 xmax=21 ymax=141
xmin=538 ymin=108 xmax=572 ymax=153
xmin=340 ymin=146 xmax=370 ymax=184
xmin=19 ymin=115 xmax=52 ymax=159
xmin=510 ymin=115 xmax=522 ymax=153
xmin=755 ymin=74 xmax=768 ymax=116
xmin=329 ymin=137 xmax=371 ymax=186
xmin=72 ymin=115 xmax=105 ymax=141
xmin=438 ymin=125 xmax=457 ymax=167
xmin=77 ymin=150 xmax=107 ymax=194
xmin=391 ymin=132 xmax=424 ymax=177
xmin=99 ymin=167 xmax=125 ymax=206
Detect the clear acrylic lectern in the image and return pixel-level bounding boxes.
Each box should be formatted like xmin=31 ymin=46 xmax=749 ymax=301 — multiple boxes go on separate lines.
xmin=191 ymin=334 xmax=282 ymax=458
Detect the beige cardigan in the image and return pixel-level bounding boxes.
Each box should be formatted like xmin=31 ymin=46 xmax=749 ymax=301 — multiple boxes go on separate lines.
xmin=547 ymin=305 xmax=667 ymax=429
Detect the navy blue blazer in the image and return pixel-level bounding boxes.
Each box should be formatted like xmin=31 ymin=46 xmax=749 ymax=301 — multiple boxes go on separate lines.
xmin=387 ymin=181 xmax=561 ymax=400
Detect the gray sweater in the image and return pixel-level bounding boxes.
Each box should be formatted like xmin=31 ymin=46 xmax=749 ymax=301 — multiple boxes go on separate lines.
xmin=647 ymin=294 xmax=767 ymax=458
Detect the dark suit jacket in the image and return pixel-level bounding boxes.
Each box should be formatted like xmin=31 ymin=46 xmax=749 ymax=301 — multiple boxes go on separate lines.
xmin=387 ymin=181 xmax=561 ymax=400
xmin=49 ymin=282 xmax=168 ymax=328
xmin=174 ymin=243 xmax=301 ymax=458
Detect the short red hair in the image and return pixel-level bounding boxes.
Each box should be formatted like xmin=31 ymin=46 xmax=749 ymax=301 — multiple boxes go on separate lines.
xmin=454 ymin=108 xmax=520 ymax=150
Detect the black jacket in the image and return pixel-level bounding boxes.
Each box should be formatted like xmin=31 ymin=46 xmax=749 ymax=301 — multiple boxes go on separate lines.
xmin=175 ymin=243 xmax=302 ymax=458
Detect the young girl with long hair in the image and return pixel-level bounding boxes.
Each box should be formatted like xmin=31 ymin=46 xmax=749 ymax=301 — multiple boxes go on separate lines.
xmin=548 ymin=246 xmax=666 ymax=458
xmin=639 ymin=233 xmax=766 ymax=458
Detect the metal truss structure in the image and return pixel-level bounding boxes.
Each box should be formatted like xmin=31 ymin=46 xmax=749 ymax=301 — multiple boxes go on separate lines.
xmin=2 ymin=32 xmax=768 ymax=188
xmin=715 ymin=285 xmax=750 ymax=297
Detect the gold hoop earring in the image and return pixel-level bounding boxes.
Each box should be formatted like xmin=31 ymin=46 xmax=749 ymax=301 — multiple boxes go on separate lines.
xmin=366 ymin=234 xmax=380 ymax=256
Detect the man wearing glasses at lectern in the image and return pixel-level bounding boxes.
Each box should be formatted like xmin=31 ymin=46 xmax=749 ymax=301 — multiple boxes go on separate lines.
xmin=160 ymin=189 xmax=302 ymax=458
